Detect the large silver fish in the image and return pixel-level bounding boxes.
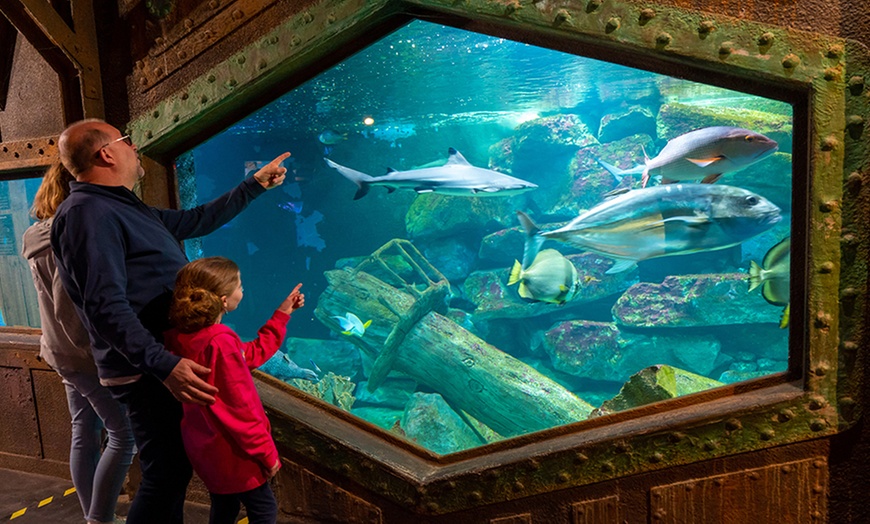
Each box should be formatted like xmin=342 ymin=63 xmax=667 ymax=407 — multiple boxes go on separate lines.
xmin=749 ymin=236 xmax=790 ymax=328
xmin=518 ymin=184 xmax=781 ymax=274
xmin=508 ymin=249 xmax=583 ymax=305
xmin=597 ymin=126 xmax=778 ymax=187
xmin=325 ymin=148 xmax=538 ymax=200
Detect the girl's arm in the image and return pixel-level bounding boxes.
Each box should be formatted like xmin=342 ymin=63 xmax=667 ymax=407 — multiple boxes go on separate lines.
xmin=242 ymin=283 xmax=305 ymax=368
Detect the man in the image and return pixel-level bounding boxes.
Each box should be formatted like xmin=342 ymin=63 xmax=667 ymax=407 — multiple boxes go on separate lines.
xmin=51 ymin=119 xmax=289 ymax=523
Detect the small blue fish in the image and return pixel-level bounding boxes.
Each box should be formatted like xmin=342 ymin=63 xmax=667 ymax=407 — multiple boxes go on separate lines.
xmin=309 ymin=359 xmax=322 ymax=374
xmin=332 ymin=312 xmax=371 ymax=337
xmin=318 ymin=129 xmax=348 ymax=145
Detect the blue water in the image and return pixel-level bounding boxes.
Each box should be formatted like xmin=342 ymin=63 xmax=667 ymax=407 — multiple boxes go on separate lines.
xmin=181 ymin=20 xmax=793 ymax=453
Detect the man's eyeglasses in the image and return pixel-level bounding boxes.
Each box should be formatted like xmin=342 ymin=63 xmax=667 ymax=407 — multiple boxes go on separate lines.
xmin=101 ymin=135 xmax=133 ymax=149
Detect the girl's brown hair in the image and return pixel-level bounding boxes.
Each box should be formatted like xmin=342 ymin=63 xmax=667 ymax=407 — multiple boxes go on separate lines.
xmin=169 ymin=257 xmax=240 ymax=333
xmin=31 ymin=162 xmax=75 ymax=220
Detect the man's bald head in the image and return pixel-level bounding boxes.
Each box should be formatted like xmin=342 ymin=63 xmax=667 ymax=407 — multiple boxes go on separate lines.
xmin=58 ymin=119 xmax=113 ymax=177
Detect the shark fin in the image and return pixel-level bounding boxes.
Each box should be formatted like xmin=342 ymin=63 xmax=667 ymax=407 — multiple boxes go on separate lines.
xmin=446 ymin=147 xmax=472 ymax=166
xmin=517 ymin=211 xmax=545 ymax=270
xmin=353 ymin=185 xmax=370 ymax=200
xmin=606 ymin=258 xmax=638 ymax=274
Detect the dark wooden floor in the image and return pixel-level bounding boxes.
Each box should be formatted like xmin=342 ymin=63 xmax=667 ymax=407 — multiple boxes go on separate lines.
xmin=0 ymin=467 xmax=211 ymax=523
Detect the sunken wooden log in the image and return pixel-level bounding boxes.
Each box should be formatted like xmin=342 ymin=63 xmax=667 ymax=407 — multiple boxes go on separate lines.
xmin=314 ymin=263 xmax=594 ymax=438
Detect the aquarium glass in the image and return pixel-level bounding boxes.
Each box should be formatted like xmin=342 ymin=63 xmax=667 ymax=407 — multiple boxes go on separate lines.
xmin=178 ymin=20 xmax=793 ymax=455
xmin=0 ymin=176 xmax=45 ymax=328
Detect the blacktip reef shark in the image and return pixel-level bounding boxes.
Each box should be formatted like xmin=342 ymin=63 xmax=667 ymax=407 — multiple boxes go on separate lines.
xmin=325 ymin=147 xmax=538 ymax=200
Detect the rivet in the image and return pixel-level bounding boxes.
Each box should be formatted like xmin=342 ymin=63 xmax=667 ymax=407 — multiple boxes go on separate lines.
xmin=227 ymin=78 xmax=238 ymax=87
xmin=48 ymin=138 xmax=55 ymax=145
xmin=574 ymin=452 xmax=589 ymax=464
xmin=177 ymin=50 xmax=187 ymax=60
xmin=513 ymin=481 xmax=524 ymax=491
xmin=782 ymin=54 xmax=800 ymax=69
xmin=812 ymin=484 xmax=823 ymax=494
xmin=155 ymin=67 xmax=164 ymax=77
xmin=152 ymin=110 xmax=160 ymax=118
xmin=713 ymin=478 xmax=724 ymax=486
xmin=155 ymin=37 xmax=165 ymax=47
xmin=812 ymin=511 xmax=822 ymax=520
xmin=13 ymin=152 xmax=19 ymax=158
xmin=258 ymin=59 xmax=268 ymax=70
xmin=639 ymin=8 xmax=656 ymax=23
xmin=527 ymin=459 xmax=540 ymax=471
xmin=605 ymin=17 xmax=620 ymax=33
xmin=292 ymin=35 xmax=302 ymax=46
xmin=847 ymin=115 xmax=864 ymax=128
xmin=759 ymin=428 xmax=775 ymax=440
xmin=139 ymin=77 xmax=148 ymax=87
xmin=653 ymin=508 xmax=667 ymax=519
xmin=808 ymin=395 xmax=827 ymax=410
xmin=557 ymin=472 xmax=570 ymax=483
xmin=778 ymin=409 xmax=794 ymax=422
xmin=340 ymin=463 xmax=352 ymax=474
xmin=207 ymin=74 xmax=216 ymax=83
xmin=601 ymin=461 xmax=614 ymax=472
xmin=145 ymin=130 xmax=153 ymax=139
xmin=815 ymin=312 xmax=832 ymax=329
xmin=425 ymin=502 xmax=439 ymax=513
xmin=614 ymin=441 xmax=630 ymax=453
xmin=685 ymin=483 xmax=695 ymax=492
xmin=184 ymin=18 xmax=194 ymax=29
xmin=669 ymin=431 xmax=686 ymax=443
xmin=26 ymin=142 xmax=32 ymax=149
xmin=232 ymin=9 xmax=244 ymax=20
xmin=650 ymin=452 xmax=664 ymax=463
xmin=758 ymin=32 xmax=775 ymax=47
xmin=842 ymin=340 xmax=858 ymax=351
xmin=173 ymin=115 xmax=180 ymax=123
xmin=827 ymin=44 xmax=844 ymax=59
xmin=469 ymin=491 xmax=482 ymax=501
xmin=813 ymin=460 xmax=825 ymax=468
xmin=587 ymin=0 xmax=602 ymax=12
xmin=201 ymin=95 xmax=209 ymax=104
xmin=820 ymin=135 xmax=839 ymax=151
xmin=819 ymin=262 xmax=834 ymax=274
xmin=824 ymin=67 xmax=840 ymax=81
xmin=180 ymin=92 xmax=189 ymax=100
xmin=656 ymin=32 xmax=672 ymax=46
xmin=699 ymin=21 xmax=715 ymax=35
xmin=38 ymin=149 xmax=44 ymax=155
xmin=554 ymin=9 xmax=571 ymax=24
xmin=749 ymin=472 xmax=760 ymax=480
xmin=725 ymin=418 xmax=742 ymax=431
xmin=327 ymin=13 xmax=336 ymax=24
xmin=703 ymin=440 xmax=718 ymax=451
xmin=810 ymin=419 xmax=827 ymax=432
xmin=782 ymin=465 xmax=793 ymax=474
xmin=504 ymin=0 xmax=520 ymax=14
xmin=848 ymin=76 xmax=865 ymax=95
xmin=814 ymin=363 xmax=829 ymax=376
xmin=135 ymin=60 xmax=144 ymax=70
xmin=237 ymin=56 xmax=246 ymax=65
xmin=819 ymin=200 xmax=838 ymax=212
xmin=208 ymin=0 xmax=219 ymax=9
xmin=842 ymin=233 xmax=857 ymax=246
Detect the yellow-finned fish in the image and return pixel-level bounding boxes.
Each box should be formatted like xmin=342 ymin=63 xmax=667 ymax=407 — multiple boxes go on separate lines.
xmin=332 ymin=312 xmax=371 ymax=337
xmin=597 ymin=126 xmax=778 ymax=188
xmin=749 ymin=237 xmax=790 ymax=328
xmin=518 ymin=184 xmax=781 ymax=275
xmin=508 ymin=249 xmax=583 ymax=305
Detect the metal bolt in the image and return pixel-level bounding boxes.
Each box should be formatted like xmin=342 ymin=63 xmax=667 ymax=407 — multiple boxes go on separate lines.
xmin=782 ymin=54 xmax=800 ymax=69
xmin=656 ymin=33 xmax=672 ymax=46
xmin=819 ymin=262 xmax=834 ymax=274
xmin=758 ymin=32 xmax=775 ymax=47
xmin=639 ymin=8 xmax=656 ymax=23
xmin=606 ymin=17 xmax=620 ymax=33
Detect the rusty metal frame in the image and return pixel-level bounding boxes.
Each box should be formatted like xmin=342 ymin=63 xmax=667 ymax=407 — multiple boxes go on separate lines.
xmin=117 ymin=0 xmax=870 ymax=514
xmin=0 ymin=0 xmax=103 ymax=172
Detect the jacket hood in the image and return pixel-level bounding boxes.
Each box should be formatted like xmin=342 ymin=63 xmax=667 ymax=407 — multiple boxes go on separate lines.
xmin=21 ymin=218 xmax=52 ymax=260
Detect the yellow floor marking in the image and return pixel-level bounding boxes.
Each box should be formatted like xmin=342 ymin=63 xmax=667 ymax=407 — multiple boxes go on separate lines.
xmin=37 ymin=497 xmax=53 ymax=508
xmin=10 ymin=508 xmax=26 ymax=519
xmin=64 ymin=487 xmax=76 ymax=497
xmin=239 ymin=518 xmax=249 ymax=524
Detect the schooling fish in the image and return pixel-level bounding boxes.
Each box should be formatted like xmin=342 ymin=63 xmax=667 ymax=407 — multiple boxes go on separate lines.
xmin=325 ymin=148 xmax=538 ymax=200
xmin=518 ymin=184 xmax=781 ymax=275
xmin=597 ymin=126 xmax=778 ymax=188
xmin=749 ymin=236 xmax=790 ymax=328
xmin=332 ymin=312 xmax=371 ymax=337
xmin=508 ymin=249 xmax=584 ymax=305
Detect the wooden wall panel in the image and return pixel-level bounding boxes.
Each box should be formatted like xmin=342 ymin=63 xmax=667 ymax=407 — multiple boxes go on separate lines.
xmin=0 ymin=365 xmax=40 ymax=457
xmin=572 ymin=495 xmax=619 ymax=524
xmin=31 ymin=368 xmax=71 ymax=463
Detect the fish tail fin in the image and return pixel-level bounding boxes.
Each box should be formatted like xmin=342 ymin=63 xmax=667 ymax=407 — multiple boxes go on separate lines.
xmin=517 ymin=211 xmax=545 ymax=270
xmin=595 ymin=158 xmax=628 ymax=183
xmin=324 ymin=158 xmax=374 ymax=199
xmin=779 ymin=304 xmax=790 ymax=329
xmin=748 ymin=261 xmax=763 ymax=291
xmin=363 ymin=319 xmax=372 ymax=329
xmin=508 ymin=260 xmax=523 ymax=286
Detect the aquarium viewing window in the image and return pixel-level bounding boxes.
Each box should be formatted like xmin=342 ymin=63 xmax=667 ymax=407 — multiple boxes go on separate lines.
xmin=176 ymin=19 xmax=794 ymax=455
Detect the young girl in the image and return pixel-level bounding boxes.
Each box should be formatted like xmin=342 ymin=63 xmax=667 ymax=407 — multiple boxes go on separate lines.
xmin=165 ymin=256 xmax=304 ymax=524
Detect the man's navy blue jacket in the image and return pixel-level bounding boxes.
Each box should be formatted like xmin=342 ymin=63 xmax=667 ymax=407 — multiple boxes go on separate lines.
xmin=51 ymin=177 xmax=266 ymax=382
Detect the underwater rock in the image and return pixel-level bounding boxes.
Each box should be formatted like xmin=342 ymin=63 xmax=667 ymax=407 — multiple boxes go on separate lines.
xmin=286 ymin=372 xmax=357 ymax=412
xmin=315 ymin=263 xmax=594 ymax=437
xmin=477 ymin=219 xmax=579 ymax=270
xmin=419 ymin=237 xmax=478 ymax=282
xmin=355 ymin=377 xmax=417 ymax=409
xmin=593 ymin=364 xmax=724 ymax=415
xmin=597 ymin=106 xmax=657 ymax=144
xmin=612 ymin=273 xmax=782 ymax=328
xmin=279 ymin=337 xmax=362 ymax=382
xmin=717 ymin=369 xmax=772 ymax=384
xmin=349 ymin=406 xmax=404 ymax=431
xmin=657 ymin=102 xmax=793 ymax=154
xmin=404 ymin=192 xmax=520 ymax=241
xmin=541 ymin=320 xmax=721 ymax=381
xmin=728 ymin=151 xmax=792 ymax=214
xmin=463 ymin=255 xmax=637 ymax=320
xmin=401 ymin=392 xmax=487 ymax=454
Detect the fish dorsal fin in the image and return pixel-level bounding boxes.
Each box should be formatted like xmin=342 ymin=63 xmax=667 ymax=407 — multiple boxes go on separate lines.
xmin=686 ymin=156 xmax=725 ymax=168
xmin=446 ymin=147 xmax=472 ymax=166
